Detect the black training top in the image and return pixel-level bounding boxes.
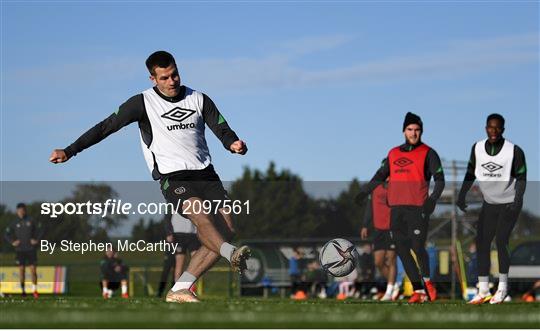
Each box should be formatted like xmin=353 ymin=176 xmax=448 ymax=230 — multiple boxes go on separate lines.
xmin=4 ymin=216 xmax=43 ymax=252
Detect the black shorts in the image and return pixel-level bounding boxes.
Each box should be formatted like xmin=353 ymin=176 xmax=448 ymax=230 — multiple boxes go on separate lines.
xmin=99 ymin=281 xmax=121 ymax=290
xmin=160 ymin=165 xmax=229 ymax=215
xmin=389 ymin=206 xmax=428 ymax=245
xmin=101 ymin=270 xmax=129 ymax=283
xmin=171 ymin=233 xmax=201 ymax=254
xmin=15 ymin=250 xmax=37 ymax=266
xmin=373 ymin=229 xmax=396 ymax=251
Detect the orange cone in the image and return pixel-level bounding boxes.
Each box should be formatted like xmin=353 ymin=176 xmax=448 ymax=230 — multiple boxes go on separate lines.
xmin=293 ymin=290 xmax=307 ymax=300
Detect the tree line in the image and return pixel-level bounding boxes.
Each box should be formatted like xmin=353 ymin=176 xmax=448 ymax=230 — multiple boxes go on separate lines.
xmin=1 ymin=162 xmax=539 ymax=251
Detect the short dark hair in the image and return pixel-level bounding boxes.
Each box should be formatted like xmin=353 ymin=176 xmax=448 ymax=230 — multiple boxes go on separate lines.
xmin=486 ymin=113 xmax=505 ymax=127
xmin=145 ymin=51 xmax=176 ymax=76
xmin=16 ymin=203 xmax=26 ymax=209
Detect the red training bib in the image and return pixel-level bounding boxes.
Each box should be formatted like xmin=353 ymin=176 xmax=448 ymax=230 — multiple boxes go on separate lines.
xmin=387 ymin=144 xmax=429 ymax=207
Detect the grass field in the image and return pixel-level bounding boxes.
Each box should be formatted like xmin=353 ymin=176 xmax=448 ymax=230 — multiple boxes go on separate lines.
xmin=2 ymin=252 xmax=540 ymax=328
xmin=1 ymin=296 xmax=539 ymax=328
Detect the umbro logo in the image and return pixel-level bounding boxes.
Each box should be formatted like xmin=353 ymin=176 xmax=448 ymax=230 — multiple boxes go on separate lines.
xmin=481 ymin=162 xmax=503 ymax=173
xmin=394 ymin=157 xmax=413 ymax=168
xmin=161 ymin=107 xmax=196 ymax=123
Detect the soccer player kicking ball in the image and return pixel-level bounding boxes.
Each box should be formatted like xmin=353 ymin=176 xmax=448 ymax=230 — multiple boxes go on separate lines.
xmin=457 ymin=114 xmax=526 ymax=305
xmin=49 ymin=51 xmax=251 ymax=303
xmin=360 ymin=175 xmax=399 ymax=301
xmin=356 ymin=112 xmax=445 ymax=303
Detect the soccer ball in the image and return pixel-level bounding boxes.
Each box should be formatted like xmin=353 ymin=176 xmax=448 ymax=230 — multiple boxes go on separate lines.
xmin=319 ymin=238 xmax=359 ymax=277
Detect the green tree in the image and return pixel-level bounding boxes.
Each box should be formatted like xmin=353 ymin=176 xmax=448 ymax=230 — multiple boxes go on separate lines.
xmin=0 ymin=204 xmax=17 ymax=251
xmin=39 ymin=183 xmax=127 ymax=243
xmin=314 ymin=179 xmax=366 ymax=238
xmin=229 ymin=163 xmax=323 ymax=239
xmin=131 ymin=217 xmax=166 ymax=242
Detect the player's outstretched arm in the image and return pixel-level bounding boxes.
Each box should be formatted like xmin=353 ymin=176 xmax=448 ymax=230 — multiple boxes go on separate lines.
xmin=49 ymin=95 xmax=144 ymax=164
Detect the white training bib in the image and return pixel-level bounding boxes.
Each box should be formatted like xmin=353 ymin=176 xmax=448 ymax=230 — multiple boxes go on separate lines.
xmin=474 ymin=139 xmax=516 ymax=204
xmin=139 ymin=86 xmax=211 ymax=176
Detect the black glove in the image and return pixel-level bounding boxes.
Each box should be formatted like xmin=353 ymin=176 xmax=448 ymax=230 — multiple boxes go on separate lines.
xmin=456 ymin=196 xmax=468 ymax=212
xmin=355 ymin=191 xmax=369 ymax=205
xmin=423 ymin=197 xmax=436 ymax=216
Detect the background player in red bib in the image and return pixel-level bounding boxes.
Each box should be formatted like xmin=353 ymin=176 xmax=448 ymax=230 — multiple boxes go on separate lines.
xmin=357 ymin=112 xmax=445 ymax=303
xmin=360 ymin=173 xmax=399 ymax=301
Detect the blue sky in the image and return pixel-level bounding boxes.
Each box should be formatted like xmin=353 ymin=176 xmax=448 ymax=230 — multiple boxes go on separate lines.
xmin=1 ymin=2 xmax=538 ymax=186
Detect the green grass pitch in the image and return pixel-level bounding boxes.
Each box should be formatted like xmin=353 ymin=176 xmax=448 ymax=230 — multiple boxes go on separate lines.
xmin=1 ymin=296 xmax=539 ymax=328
